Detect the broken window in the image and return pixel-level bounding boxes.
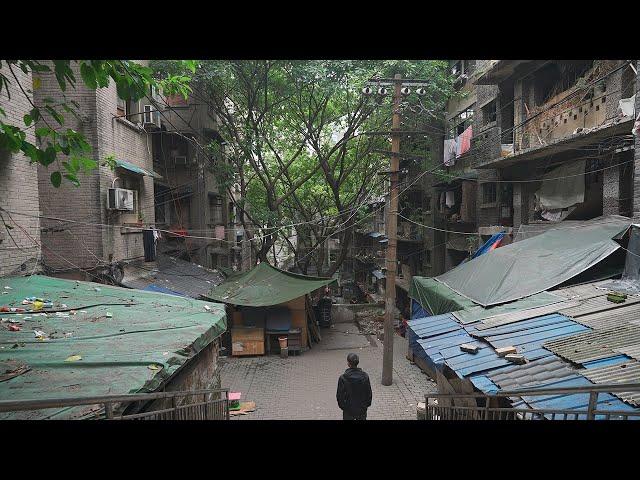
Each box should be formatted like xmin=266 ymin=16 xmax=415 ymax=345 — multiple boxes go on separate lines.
xmin=533 ymin=61 xmax=594 ymax=107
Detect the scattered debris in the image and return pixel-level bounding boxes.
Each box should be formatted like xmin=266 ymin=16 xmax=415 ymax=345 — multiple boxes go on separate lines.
xmin=65 ymin=355 xmax=82 ymax=362
xmin=3 ymin=286 xmax=12 ymax=290
xmin=496 ymin=346 xmax=518 ymax=357
xmin=105 ymin=312 xmax=113 ymax=318
xmin=607 ymin=292 xmax=627 ymax=303
xmin=8 ymin=325 xmax=21 ymax=332
xmin=147 ymin=364 xmax=162 ymax=371
xmin=33 ymin=329 xmax=46 ymax=338
xmin=460 ymin=343 xmax=479 ymax=354
xmin=0 ymin=360 xmax=30 ymax=382
xmin=204 ymin=305 xmax=212 ymax=311
xmin=505 ymin=353 xmax=526 ymax=364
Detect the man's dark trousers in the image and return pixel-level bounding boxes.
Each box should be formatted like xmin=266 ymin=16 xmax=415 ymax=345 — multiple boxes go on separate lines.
xmin=343 ymin=410 xmax=368 ymax=420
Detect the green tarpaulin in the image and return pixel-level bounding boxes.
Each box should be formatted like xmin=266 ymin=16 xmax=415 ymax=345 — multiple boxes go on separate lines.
xmin=435 ymin=216 xmax=632 ymax=307
xmin=0 ymin=275 xmax=226 ymax=419
xmin=409 ymin=277 xmax=476 ymax=316
xmin=205 ymin=262 xmax=335 ymax=307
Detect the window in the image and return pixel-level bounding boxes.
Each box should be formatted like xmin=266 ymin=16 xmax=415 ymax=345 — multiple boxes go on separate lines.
xmin=209 ymin=194 xmax=223 ymax=225
xmin=482 ymin=183 xmax=497 ymax=204
xmin=450 ymin=106 xmax=474 ymax=138
xmin=482 ymin=100 xmax=497 ymax=124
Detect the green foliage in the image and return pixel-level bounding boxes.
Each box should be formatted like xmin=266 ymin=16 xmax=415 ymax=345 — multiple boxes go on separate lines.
xmin=151 ymin=59 xmax=455 ymax=270
xmin=0 ymin=60 xmax=193 ymax=186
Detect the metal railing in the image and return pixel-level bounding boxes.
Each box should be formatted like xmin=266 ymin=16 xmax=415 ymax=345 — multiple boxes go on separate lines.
xmin=0 ymin=388 xmax=230 ymax=420
xmin=423 ymin=383 xmax=640 ymax=421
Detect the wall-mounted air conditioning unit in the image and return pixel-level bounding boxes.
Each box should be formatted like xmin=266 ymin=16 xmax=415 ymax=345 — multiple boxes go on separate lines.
xmin=143 ymin=105 xmax=161 ymax=128
xmin=107 ymin=188 xmax=135 ymax=211
xmin=173 ymin=155 xmax=188 ymax=166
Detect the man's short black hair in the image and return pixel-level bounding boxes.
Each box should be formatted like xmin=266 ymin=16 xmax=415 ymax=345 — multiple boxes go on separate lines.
xmin=347 ymin=353 xmax=359 ymax=367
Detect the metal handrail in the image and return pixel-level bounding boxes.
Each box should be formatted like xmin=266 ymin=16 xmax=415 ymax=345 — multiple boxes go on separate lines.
xmin=423 ymin=382 xmax=640 ymax=420
xmin=425 ymin=382 xmax=640 ymax=399
xmin=0 ymin=388 xmax=229 ymax=416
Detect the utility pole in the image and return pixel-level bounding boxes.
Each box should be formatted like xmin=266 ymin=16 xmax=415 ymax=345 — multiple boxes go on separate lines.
xmin=381 ymin=74 xmax=402 ymax=386
xmin=363 ymin=75 xmax=431 ymax=386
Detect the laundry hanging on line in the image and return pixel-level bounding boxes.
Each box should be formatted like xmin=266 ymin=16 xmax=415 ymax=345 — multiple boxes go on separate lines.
xmin=456 ymin=125 xmax=472 ymax=157
xmin=443 ymin=138 xmax=456 ymax=166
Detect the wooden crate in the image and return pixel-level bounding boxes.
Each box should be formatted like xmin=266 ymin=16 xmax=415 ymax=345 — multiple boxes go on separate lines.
xmin=231 ymin=327 xmax=264 ymax=356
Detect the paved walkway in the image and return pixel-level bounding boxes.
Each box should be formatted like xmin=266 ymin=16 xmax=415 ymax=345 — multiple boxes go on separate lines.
xmin=219 ymin=322 xmax=436 ymax=420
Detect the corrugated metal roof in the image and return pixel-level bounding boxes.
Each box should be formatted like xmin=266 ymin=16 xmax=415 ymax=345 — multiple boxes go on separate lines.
xmin=558 ymin=295 xmax=640 ymax=318
xmin=570 ymin=303 xmax=640 ymax=330
xmin=613 ymin=345 xmax=640 ymax=361
xmin=543 ymin=324 xmax=640 ymax=364
xmin=476 ymin=300 xmax=580 ymax=330
xmin=553 ymin=281 xmax=610 ymax=300
xmin=409 ymin=314 xmax=511 ymax=377
xmin=580 ymin=360 xmax=640 ymax=406
xmin=488 ymin=356 xmax=578 ymax=390
xmin=469 ymin=313 xmax=589 ymax=361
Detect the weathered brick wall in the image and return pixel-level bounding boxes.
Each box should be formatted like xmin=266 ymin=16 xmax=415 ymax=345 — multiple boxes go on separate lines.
xmin=34 ymin=65 xmax=103 ymax=272
xmin=0 ymin=67 xmax=42 ymax=277
xmin=32 ymin=61 xmax=156 ymax=272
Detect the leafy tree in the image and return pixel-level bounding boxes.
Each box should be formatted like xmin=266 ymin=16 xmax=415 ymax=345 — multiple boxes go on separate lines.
xmin=151 ymin=60 xmax=455 ymax=274
xmin=0 ymin=60 xmax=194 ymax=187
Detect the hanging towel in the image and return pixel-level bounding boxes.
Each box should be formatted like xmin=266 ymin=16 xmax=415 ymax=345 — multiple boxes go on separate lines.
xmin=443 ymin=138 xmax=456 ymax=166
xmin=457 ymin=125 xmax=472 ymax=157
xmin=445 ymin=190 xmax=455 ymax=208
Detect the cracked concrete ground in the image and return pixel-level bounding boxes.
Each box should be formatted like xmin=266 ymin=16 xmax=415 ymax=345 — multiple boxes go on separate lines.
xmin=219 ymin=322 xmax=436 ymax=420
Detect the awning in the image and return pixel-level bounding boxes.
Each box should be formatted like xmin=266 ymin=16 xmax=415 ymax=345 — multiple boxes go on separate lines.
xmin=116 ymin=160 xmax=163 ymax=179
xmin=435 ymin=215 xmax=632 ymax=307
xmin=204 ymin=262 xmax=335 ymax=307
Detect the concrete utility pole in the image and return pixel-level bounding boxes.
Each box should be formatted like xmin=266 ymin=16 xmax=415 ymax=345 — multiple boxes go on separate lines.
xmin=381 ymin=74 xmax=402 ymax=386
xmin=363 ymin=75 xmax=431 ymax=386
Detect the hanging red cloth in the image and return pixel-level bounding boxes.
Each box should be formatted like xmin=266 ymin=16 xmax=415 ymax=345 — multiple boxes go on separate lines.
xmin=458 ymin=125 xmax=472 ymax=156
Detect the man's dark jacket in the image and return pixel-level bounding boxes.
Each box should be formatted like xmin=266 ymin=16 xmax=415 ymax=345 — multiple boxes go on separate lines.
xmin=336 ymin=367 xmax=372 ymax=416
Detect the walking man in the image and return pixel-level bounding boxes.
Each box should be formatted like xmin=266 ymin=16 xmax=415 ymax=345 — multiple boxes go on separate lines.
xmin=336 ymin=353 xmax=372 ymax=420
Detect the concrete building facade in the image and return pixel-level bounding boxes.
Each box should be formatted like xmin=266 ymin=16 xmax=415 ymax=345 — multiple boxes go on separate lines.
xmin=424 ymin=59 xmax=640 ymax=277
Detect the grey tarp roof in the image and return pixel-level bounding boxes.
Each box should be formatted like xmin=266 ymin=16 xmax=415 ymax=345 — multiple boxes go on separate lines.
xmin=435 ymin=216 xmax=632 ymax=307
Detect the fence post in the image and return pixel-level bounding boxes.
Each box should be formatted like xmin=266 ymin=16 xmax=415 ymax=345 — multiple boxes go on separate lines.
xmin=587 ymin=391 xmax=598 ymax=420
xmin=484 ymin=395 xmax=491 ymax=420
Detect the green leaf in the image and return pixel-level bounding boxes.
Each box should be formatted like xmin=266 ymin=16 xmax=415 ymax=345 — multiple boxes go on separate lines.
xmin=35 ymin=127 xmax=52 ymax=139
xmin=23 ymin=113 xmax=32 ymax=127
xmin=63 ymin=173 xmax=80 ymax=186
xmin=80 ymin=63 xmax=97 ymax=89
xmin=50 ymin=171 xmax=62 ymax=188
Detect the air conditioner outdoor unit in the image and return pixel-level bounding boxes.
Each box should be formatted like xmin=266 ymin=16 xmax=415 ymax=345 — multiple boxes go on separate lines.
xmin=107 ymin=188 xmax=135 ymax=211
xmin=143 ymin=105 xmax=161 ymax=128
xmin=173 ymin=155 xmax=188 ymax=166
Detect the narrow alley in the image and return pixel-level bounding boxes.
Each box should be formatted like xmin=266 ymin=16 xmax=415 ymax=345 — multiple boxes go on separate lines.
xmin=220 ymin=322 xmax=436 ymax=420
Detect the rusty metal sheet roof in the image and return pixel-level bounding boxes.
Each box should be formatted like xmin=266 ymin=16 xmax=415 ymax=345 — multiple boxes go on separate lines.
xmin=543 ymin=324 xmax=640 ymax=364
xmin=580 ymin=360 xmax=640 ymax=407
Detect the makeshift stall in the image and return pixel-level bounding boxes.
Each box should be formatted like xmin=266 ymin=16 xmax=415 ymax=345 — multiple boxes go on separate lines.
xmin=205 ymin=263 xmax=335 ymax=356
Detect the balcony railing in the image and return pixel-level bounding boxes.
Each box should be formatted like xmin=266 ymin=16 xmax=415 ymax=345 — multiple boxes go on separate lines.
xmin=422 ymin=383 xmax=640 ymax=420
xmin=0 ymin=388 xmax=230 ymax=420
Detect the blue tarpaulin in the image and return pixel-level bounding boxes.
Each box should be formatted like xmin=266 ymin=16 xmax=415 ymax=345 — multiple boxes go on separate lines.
xmin=471 ymin=232 xmax=505 ymax=259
